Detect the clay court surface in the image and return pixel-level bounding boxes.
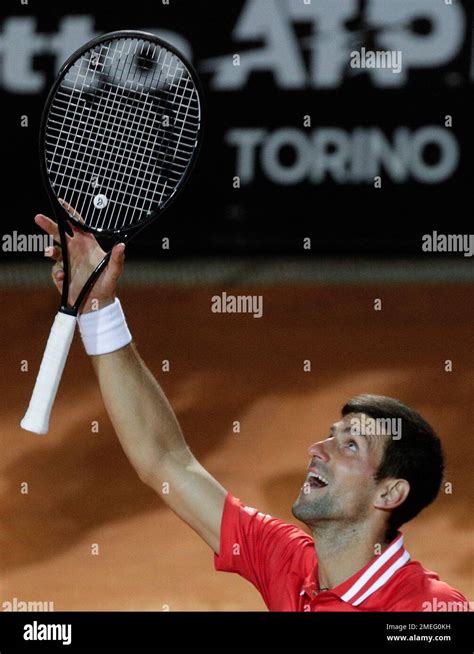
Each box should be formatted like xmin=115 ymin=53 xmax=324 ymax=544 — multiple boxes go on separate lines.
xmin=1 ymin=282 xmax=473 ymax=610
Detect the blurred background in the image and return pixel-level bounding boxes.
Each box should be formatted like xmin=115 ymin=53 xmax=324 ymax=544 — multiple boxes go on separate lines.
xmin=1 ymin=0 xmax=472 ymax=610
xmin=2 ymin=0 xmax=473 ymax=258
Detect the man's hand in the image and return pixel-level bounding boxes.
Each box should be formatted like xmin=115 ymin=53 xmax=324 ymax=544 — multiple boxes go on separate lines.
xmin=36 ymin=205 xmax=125 ymax=313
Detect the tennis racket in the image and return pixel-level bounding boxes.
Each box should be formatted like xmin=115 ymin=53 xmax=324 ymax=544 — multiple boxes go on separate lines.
xmin=21 ymin=30 xmax=203 ymax=434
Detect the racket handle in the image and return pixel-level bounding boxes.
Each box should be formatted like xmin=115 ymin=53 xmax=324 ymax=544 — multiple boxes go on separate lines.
xmin=20 ymin=312 xmax=77 ymax=435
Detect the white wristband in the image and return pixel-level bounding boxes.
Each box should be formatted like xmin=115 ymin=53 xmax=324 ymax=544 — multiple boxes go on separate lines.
xmin=77 ymin=298 xmax=132 ymax=356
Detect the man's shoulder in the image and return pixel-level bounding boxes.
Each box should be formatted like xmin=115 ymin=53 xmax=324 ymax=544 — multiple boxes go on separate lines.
xmin=216 ymin=494 xmax=316 ymax=581
xmin=389 ymin=560 xmax=470 ymax=611
xmin=240 ymin=501 xmax=314 ymax=553
xmin=231 ymin=496 xmax=312 ymax=543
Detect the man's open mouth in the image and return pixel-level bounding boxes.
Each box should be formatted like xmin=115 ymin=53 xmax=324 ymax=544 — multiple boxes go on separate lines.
xmin=306 ymin=472 xmax=329 ymax=489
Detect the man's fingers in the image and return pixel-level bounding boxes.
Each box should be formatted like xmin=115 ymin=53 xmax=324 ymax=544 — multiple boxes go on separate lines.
xmin=51 ymin=260 xmax=63 ymax=275
xmin=35 ymin=214 xmax=61 ymax=243
xmin=111 ymin=243 xmax=125 ymax=263
xmin=51 ymin=261 xmax=65 ymax=293
xmin=44 ymin=245 xmax=62 ymax=262
xmin=110 ymin=242 xmax=125 ymax=271
xmin=105 ymin=243 xmax=125 ymax=283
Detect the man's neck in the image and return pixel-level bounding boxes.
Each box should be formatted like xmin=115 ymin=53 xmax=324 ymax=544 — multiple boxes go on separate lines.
xmin=311 ymin=522 xmax=389 ymax=591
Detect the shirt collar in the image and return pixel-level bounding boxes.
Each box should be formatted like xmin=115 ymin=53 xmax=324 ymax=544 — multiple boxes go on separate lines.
xmin=300 ymin=532 xmax=410 ymax=607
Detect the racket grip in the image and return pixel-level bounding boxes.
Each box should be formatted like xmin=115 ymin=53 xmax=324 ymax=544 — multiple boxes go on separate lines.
xmin=20 ymin=312 xmax=77 ymax=435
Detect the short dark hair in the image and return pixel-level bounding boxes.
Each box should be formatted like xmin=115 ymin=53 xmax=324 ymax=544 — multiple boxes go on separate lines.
xmin=342 ymin=394 xmax=445 ymax=541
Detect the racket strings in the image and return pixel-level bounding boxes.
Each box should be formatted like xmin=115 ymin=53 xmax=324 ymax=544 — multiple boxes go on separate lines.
xmin=76 ymin=39 xmax=165 ymax=227
xmin=90 ymin=39 xmax=169 ymax=229
xmin=53 ymin=39 xmax=174 ymax=227
xmin=45 ymin=36 xmax=200 ymax=233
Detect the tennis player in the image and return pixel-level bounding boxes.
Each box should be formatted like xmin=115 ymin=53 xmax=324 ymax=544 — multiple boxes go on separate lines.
xmin=38 ymin=214 xmax=469 ymax=612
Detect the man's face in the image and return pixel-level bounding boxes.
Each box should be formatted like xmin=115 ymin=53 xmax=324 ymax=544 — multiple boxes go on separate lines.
xmin=292 ymin=413 xmax=388 ymax=527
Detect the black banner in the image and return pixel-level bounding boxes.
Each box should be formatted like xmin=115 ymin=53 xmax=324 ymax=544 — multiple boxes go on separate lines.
xmin=0 ymin=611 xmax=472 ymax=650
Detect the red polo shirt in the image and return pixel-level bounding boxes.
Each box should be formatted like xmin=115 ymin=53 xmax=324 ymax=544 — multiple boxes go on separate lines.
xmin=214 ymin=494 xmax=469 ymax=612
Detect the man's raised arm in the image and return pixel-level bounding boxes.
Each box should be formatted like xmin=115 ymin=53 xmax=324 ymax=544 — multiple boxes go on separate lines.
xmin=90 ymin=343 xmax=227 ymax=553
xmin=36 ymin=212 xmax=226 ymax=554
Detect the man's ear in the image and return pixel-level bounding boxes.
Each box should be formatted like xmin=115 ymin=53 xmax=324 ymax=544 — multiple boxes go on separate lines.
xmin=374 ymin=479 xmax=410 ymax=511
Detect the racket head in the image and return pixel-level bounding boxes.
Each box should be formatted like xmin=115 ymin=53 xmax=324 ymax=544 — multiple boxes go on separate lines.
xmin=39 ymin=30 xmax=204 ymax=236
